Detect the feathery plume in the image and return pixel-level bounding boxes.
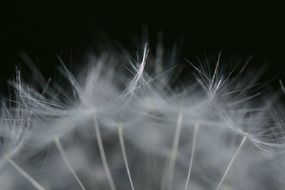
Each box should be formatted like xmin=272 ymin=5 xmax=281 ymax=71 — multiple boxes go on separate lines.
xmin=0 ymin=43 xmax=285 ymax=190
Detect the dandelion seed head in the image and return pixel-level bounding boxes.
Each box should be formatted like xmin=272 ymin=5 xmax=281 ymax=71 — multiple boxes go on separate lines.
xmin=1 ymin=43 xmax=285 ymax=190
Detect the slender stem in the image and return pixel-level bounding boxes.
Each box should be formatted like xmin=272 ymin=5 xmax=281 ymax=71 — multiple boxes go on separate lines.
xmin=163 ymin=112 xmax=183 ymax=190
xmin=216 ymin=136 xmax=247 ymax=190
xmin=93 ymin=118 xmax=116 ymax=190
xmin=118 ymin=124 xmax=135 ymax=190
xmin=8 ymin=158 xmax=45 ymax=190
xmin=54 ymin=136 xmax=86 ymax=190
xmin=184 ymin=123 xmax=199 ymax=190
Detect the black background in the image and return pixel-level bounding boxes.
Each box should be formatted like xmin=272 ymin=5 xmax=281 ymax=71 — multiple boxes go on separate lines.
xmin=0 ymin=1 xmax=284 ymax=92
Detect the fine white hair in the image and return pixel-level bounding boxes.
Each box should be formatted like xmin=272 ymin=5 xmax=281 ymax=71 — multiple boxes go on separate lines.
xmin=0 ymin=44 xmax=285 ymax=190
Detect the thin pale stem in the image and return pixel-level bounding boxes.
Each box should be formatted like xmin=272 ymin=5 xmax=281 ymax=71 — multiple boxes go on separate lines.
xmin=54 ymin=136 xmax=86 ymax=190
xmin=210 ymin=51 xmax=221 ymax=88
xmin=8 ymin=158 xmax=45 ymax=190
xmin=216 ymin=136 xmax=247 ymax=190
xmin=163 ymin=111 xmax=183 ymax=190
xmin=118 ymin=124 xmax=135 ymax=190
xmin=93 ymin=118 xmax=116 ymax=190
xmin=184 ymin=123 xmax=199 ymax=190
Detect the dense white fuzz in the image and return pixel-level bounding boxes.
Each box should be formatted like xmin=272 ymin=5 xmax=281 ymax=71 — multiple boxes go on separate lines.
xmin=1 ymin=44 xmax=285 ymax=190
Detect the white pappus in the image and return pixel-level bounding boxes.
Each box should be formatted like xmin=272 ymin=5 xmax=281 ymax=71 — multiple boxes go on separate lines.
xmin=0 ymin=43 xmax=285 ymax=190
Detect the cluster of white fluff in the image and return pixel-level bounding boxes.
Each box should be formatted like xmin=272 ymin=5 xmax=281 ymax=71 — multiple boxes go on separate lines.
xmin=1 ymin=44 xmax=285 ymax=190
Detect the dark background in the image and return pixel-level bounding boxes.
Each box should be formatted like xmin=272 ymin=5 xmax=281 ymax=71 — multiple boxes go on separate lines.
xmin=0 ymin=1 xmax=284 ymax=92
